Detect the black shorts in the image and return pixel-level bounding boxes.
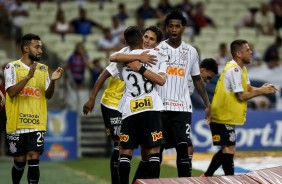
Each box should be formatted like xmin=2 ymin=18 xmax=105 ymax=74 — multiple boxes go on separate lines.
xmin=6 ymin=131 xmax=46 ymax=157
xmin=161 ymin=111 xmax=192 ymax=149
xmin=210 ymin=122 xmax=236 ymax=146
xmin=120 ymin=111 xmax=163 ymax=149
xmin=101 ymin=104 xmax=122 ymax=141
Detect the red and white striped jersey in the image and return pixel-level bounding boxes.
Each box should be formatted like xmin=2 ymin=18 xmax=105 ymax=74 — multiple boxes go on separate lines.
xmin=156 ymin=41 xmax=200 ymax=112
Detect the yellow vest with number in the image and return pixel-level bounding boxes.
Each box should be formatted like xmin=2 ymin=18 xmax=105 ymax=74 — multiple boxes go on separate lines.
xmin=101 ymin=76 xmax=124 ymax=109
xmin=211 ymin=62 xmax=248 ymax=125
xmin=6 ymin=60 xmax=48 ymax=133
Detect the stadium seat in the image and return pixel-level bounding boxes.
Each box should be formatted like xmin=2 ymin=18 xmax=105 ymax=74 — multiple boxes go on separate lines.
xmin=42 ymin=34 xmax=62 ymax=47
xmin=65 ymin=34 xmax=84 ymax=44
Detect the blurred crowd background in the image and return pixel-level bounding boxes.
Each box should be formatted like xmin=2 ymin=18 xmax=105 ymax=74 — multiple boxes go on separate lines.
xmin=0 ymin=0 xmax=282 ymax=114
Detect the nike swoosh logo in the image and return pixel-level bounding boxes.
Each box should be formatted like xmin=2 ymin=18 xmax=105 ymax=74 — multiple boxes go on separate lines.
xmin=37 ymin=144 xmax=43 ymax=147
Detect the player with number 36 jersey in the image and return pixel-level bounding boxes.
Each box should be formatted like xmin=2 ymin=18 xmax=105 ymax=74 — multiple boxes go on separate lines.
xmin=118 ymin=48 xmax=168 ymax=119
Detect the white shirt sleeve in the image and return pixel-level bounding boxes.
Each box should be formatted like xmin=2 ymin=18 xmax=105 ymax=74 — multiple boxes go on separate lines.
xmin=106 ymin=62 xmax=119 ymax=78
xmin=46 ymin=72 xmax=50 ymax=90
xmin=157 ymin=51 xmax=168 ymax=74
xmin=4 ymin=63 xmax=16 ymax=90
xmin=225 ymin=66 xmax=244 ymax=93
xmin=190 ymin=48 xmax=200 ymax=76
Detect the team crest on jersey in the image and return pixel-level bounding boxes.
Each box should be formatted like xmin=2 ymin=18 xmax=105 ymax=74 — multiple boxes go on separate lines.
xmin=9 ymin=142 xmax=17 ymax=154
xmin=39 ymin=66 xmax=46 ymax=71
xmin=151 ymin=131 xmax=163 ymax=142
xmin=14 ymin=64 xmax=21 ymax=68
xmin=180 ymin=51 xmax=188 ymax=60
xmin=229 ymin=132 xmax=236 ymax=142
xmin=212 ymin=135 xmax=220 ymax=142
xmin=130 ymin=96 xmax=153 ymax=112
xmin=234 ymin=68 xmax=239 ymax=72
xmin=120 ymin=134 xmax=129 ymax=142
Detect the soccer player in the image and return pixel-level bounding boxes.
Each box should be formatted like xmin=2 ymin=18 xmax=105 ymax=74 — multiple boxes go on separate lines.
xmin=156 ymin=10 xmax=211 ymax=177
xmin=188 ymin=58 xmax=219 ymax=95
xmin=83 ymin=26 xmax=163 ymax=184
xmin=4 ymin=34 xmax=63 ymax=184
xmin=112 ymin=26 xmax=168 ymax=184
xmin=202 ymin=39 xmax=278 ymax=176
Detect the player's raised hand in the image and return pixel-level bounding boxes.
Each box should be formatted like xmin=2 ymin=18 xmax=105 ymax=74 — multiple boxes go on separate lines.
xmin=261 ymin=83 xmax=279 ymax=94
xmin=51 ymin=67 xmax=64 ymax=81
xmin=139 ymin=50 xmax=157 ymax=67
xmin=27 ymin=62 xmax=38 ymax=79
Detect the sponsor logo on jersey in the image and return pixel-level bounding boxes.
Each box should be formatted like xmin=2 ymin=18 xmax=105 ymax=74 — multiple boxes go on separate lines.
xmin=6 ymin=64 xmax=10 ymax=69
xmin=166 ymin=66 xmax=185 ymax=77
xmin=39 ymin=66 xmax=46 ymax=71
xmin=19 ymin=113 xmax=40 ymax=124
xmin=212 ymin=135 xmax=221 ymax=142
xmin=120 ymin=133 xmax=129 ymax=142
xmin=151 ymin=131 xmax=163 ymax=142
xmin=164 ymin=101 xmax=184 ymax=107
xmin=7 ymin=134 xmax=19 ymax=141
xmin=106 ymin=128 xmax=111 ymax=137
xmin=110 ymin=117 xmax=122 ymax=125
xmin=14 ymin=64 xmax=21 ymax=68
xmin=19 ymin=86 xmax=41 ymax=98
xmin=130 ymin=96 xmax=153 ymax=112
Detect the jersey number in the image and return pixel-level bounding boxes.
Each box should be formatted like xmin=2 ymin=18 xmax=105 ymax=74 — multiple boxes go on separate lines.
xmin=127 ymin=73 xmax=154 ymax=97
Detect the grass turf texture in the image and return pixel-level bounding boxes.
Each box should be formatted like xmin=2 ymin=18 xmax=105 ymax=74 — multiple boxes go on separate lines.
xmin=1 ymin=150 xmax=281 ymax=183
xmin=0 ymin=157 xmax=202 ymax=184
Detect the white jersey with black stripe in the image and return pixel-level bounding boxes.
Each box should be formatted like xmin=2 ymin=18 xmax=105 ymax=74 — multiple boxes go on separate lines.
xmin=156 ymin=40 xmax=200 ymax=112
xmin=117 ymin=48 xmax=168 ymax=119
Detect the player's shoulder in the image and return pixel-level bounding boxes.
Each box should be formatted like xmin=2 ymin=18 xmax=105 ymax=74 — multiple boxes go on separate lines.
xmin=6 ymin=60 xmax=20 ymax=70
xmin=147 ymin=48 xmax=168 ymax=58
xmin=181 ymin=41 xmax=197 ymax=52
xmin=225 ymin=61 xmax=242 ymax=73
xmin=119 ymin=46 xmax=131 ymax=53
xmin=129 ymin=49 xmax=143 ymax=54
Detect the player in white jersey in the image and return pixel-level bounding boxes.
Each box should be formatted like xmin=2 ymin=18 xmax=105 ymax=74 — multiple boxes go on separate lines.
xmin=111 ymin=26 xmax=167 ymax=184
xmin=156 ymin=10 xmax=211 ymax=177
xmin=83 ymin=26 xmax=163 ymax=184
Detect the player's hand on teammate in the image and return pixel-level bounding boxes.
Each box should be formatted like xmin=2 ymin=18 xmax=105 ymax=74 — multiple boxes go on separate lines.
xmin=83 ymin=99 xmax=95 ymax=115
xmin=139 ymin=50 xmax=157 ymax=67
xmin=51 ymin=67 xmax=64 ymax=81
xmin=126 ymin=60 xmax=142 ymax=71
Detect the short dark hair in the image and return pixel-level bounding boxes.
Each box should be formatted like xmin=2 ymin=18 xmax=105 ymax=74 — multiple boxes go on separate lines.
xmin=124 ymin=26 xmax=143 ymax=47
xmin=164 ymin=10 xmax=187 ymax=26
xmin=200 ymin=58 xmax=218 ymax=74
xmin=230 ymin=39 xmax=248 ymax=57
xmin=21 ymin=33 xmax=41 ymax=52
xmin=144 ymin=25 xmax=163 ymax=43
